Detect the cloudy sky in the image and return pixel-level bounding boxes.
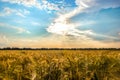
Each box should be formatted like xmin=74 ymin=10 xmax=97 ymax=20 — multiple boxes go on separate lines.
xmin=0 ymin=0 xmax=120 ymax=48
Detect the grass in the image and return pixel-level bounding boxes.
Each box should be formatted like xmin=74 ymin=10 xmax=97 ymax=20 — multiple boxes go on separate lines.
xmin=0 ymin=50 xmax=120 ymax=80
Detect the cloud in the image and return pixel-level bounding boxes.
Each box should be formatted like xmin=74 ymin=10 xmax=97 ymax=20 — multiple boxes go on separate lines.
xmin=3 ymin=7 xmax=14 ymax=14
xmin=0 ymin=34 xmax=10 ymax=47
xmin=47 ymin=0 xmax=120 ymax=42
xmin=46 ymin=5 xmax=86 ymax=35
xmin=12 ymin=26 xmax=31 ymax=34
xmin=1 ymin=0 xmax=61 ymax=12
xmin=0 ymin=34 xmax=119 ymax=48
xmin=0 ymin=7 xmax=13 ymax=16
xmin=1 ymin=0 xmax=41 ymax=8
xmin=47 ymin=0 xmax=90 ymax=36
xmin=0 ymin=34 xmax=8 ymax=43
xmin=0 ymin=7 xmax=30 ymax=17
xmin=42 ymin=0 xmax=60 ymax=11
xmin=75 ymin=0 xmax=120 ymax=8
xmin=0 ymin=23 xmax=30 ymax=34
xmin=5 ymin=35 xmax=120 ymax=48
xmin=16 ymin=12 xmax=26 ymax=17
xmin=31 ymin=22 xmax=41 ymax=26
xmin=75 ymin=0 xmax=120 ymax=12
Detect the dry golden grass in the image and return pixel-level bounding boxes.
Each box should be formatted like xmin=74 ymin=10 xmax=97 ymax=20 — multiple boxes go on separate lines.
xmin=0 ymin=50 xmax=120 ymax=80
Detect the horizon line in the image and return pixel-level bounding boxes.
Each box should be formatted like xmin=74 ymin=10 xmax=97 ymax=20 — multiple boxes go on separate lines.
xmin=0 ymin=47 xmax=120 ymax=50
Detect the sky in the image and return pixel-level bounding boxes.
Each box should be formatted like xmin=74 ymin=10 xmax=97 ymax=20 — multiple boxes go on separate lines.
xmin=0 ymin=0 xmax=120 ymax=48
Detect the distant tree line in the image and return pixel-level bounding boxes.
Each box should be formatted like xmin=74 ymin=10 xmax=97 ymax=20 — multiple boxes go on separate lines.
xmin=0 ymin=47 xmax=120 ymax=50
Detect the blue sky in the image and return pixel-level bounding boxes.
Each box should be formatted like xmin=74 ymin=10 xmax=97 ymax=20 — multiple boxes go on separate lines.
xmin=0 ymin=0 xmax=120 ymax=48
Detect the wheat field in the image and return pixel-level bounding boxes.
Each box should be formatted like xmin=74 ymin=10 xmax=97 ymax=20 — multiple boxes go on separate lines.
xmin=0 ymin=50 xmax=120 ymax=80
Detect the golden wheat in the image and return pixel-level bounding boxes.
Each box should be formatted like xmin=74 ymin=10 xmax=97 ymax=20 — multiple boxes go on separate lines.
xmin=0 ymin=50 xmax=120 ymax=80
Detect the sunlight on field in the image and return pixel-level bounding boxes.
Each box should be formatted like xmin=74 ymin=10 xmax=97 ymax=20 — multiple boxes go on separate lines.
xmin=0 ymin=50 xmax=120 ymax=80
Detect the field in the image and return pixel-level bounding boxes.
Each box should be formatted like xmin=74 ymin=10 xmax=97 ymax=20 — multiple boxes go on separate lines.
xmin=0 ymin=50 xmax=120 ymax=80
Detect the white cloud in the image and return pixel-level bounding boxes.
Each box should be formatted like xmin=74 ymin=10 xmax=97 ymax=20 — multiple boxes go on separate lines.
xmin=16 ymin=12 xmax=26 ymax=17
xmin=23 ymin=9 xmax=30 ymax=14
xmin=75 ymin=0 xmax=95 ymax=7
xmin=46 ymin=0 xmax=89 ymax=37
xmin=0 ymin=7 xmax=30 ymax=17
xmin=0 ymin=23 xmax=31 ymax=34
xmin=47 ymin=0 xmax=120 ymax=42
xmin=17 ymin=9 xmax=30 ymax=16
xmin=31 ymin=22 xmax=41 ymax=26
xmin=1 ymin=0 xmax=120 ymax=13
xmin=0 ymin=34 xmax=120 ymax=48
xmin=75 ymin=0 xmax=120 ymax=13
xmin=1 ymin=0 xmax=41 ymax=8
xmin=12 ymin=26 xmax=31 ymax=34
xmin=9 ymin=35 xmax=120 ymax=48
xmin=42 ymin=0 xmax=60 ymax=11
xmin=0 ymin=7 xmax=14 ymax=16
xmin=0 ymin=34 xmax=10 ymax=47
xmin=3 ymin=7 xmax=15 ymax=14
xmin=0 ymin=34 xmax=8 ymax=43
xmin=1 ymin=0 xmax=61 ymax=12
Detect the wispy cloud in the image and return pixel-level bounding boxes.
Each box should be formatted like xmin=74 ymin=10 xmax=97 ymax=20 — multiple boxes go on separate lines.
xmin=0 ymin=34 xmax=8 ymax=43
xmin=1 ymin=0 xmax=41 ymax=8
xmin=0 ymin=7 xmax=13 ymax=16
xmin=47 ymin=0 xmax=92 ymax=36
xmin=0 ymin=34 xmax=10 ymax=47
xmin=0 ymin=34 xmax=119 ymax=48
xmin=31 ymin=22 xmax=41 ymax=26
xmin=1 ymin=0 xmax=61 ymax=12
xmin=0 ymin=23 xmax=30 ymax=34
xmin=47 ymin=0 xmax=120 ymax=42
xmin=75 ymin=0 xmax=120 ymax=12
xmin=10 ymin=35 xmax=120 ymax=48
xmin=42 ymin=0 xmax=60 ymax=11
xmin=0 ymin=7 xmax=30 ymax=17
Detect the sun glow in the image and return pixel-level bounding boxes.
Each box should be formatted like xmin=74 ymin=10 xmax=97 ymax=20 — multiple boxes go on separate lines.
xmin=47 ymin=22 xmax=75 ymax=35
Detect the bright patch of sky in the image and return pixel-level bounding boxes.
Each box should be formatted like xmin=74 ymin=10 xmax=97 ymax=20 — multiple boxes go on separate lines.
xmin=0 ymin=0 xmax=120 ymax=48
